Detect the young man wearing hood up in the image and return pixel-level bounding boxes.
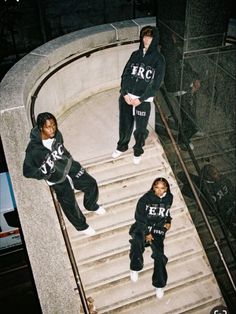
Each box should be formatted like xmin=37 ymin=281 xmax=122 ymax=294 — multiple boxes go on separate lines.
xmin=23 ymin=112 xmax=106 ymax=236
xmin=112 ymin=25 xmax=165 ymax=164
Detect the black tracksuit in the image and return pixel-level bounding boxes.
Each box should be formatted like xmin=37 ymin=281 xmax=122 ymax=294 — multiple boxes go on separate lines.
xmin=23 ymin=127 xmax=99 ymax=231
xmin=117 ymin=26 xmax=165 ymax=157
xmin=129 ymin=190 xmax=173 ymax=288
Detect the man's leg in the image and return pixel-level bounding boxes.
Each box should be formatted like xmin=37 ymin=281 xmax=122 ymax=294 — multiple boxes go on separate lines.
xmin=72 ymin=168 xmax=99 ymax=212
xmin=53 ymin=179 xmax=88 ymax=231
xmin=133 ymin=102 xmax=151 ymax=157
xmin=117 ymin=95 xmax=135 ymax=152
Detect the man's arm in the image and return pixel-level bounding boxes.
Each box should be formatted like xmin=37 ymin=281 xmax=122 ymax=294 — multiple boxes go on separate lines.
xmin=134 ymin=198 xmax=149 ymax=234
xmin=23 ymin=153 xmax=52 ymax=181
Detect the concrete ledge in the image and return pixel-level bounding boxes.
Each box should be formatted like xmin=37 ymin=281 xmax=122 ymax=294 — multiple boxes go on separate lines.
xmin=0 ymin=54 xmax=49 ymax=111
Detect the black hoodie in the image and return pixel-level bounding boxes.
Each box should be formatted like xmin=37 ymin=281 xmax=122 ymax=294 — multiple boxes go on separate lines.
xmin=132 ymin=190 xmax=173 ymax=235
xmin=23 ymin=126 xmax=73 ymax=184
xmin=120 ymin=26 xmax=165 ymax=103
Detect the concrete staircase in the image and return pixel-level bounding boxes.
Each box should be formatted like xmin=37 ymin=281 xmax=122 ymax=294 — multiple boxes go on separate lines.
xmin=65 ymin=132 xmax=224 ymax=313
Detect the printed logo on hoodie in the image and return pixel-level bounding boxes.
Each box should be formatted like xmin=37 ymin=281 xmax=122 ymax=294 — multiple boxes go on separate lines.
xmin=131 ymin=63 xmax=155 ymax=82
xmin=40 ymin=144 xmax=64 ymax=174
xmin=145 ymin=204 xmax=170 ymax=218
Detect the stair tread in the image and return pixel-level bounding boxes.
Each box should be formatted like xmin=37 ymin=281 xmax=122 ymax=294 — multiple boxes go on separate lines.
xmin=79 ymin=233 xmax=204 ymax=289
xmin=75 ymin=170 xmax=182 ymax=209
xmin=80 ymin=133 xmax=164 ymax=167
xmin=89 ymin=255 xmax=219 ymax=312
xmin=67 ymin=201 xmax=188 ymax=239
xmin=73 ymin=223 xmax=200 ymax=266
xmin=69 ymin=205 xmax=191 ymax=238
xmin=106 ymin=277 xmax=223 ymax=314
xmin=84 ymin=143 xmax=164 ymax=173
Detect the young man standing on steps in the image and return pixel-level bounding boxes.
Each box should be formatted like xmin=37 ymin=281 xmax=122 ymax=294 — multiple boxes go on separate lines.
xmin=112 ymin=25 xmax=165 ymax=164
xmin=23 ymin=112 xmax=106 ymax=236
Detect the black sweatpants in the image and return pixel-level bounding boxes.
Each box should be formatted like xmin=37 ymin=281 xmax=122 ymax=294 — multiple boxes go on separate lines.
xmin=129 ymin=227 xmax=168 ymax=288
xmin=52 ymin=161 xmax=99 ymax=231
xmin=117 ymin=95 xmax=151 ymax=157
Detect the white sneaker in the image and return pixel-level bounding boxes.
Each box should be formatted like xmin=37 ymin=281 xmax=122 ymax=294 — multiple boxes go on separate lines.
xmin=95 ymin=206 xmax=106 ymax=215
xmin=156 ymin=288 xmax=164 ymax=299
xmin=80 ymin=226 xmax=96 ymax=236
xmin=189 ymin=142 xmax=194 ymax=150
xmin=194 ymin=131 xmax=204 ymax=137
xmin=112 ymin=150 xmax=123 ymax=159
xmin=130 ymin=270 xmax=138 ymax=282
xmin=133 ymin=156 xmax=141 ymax=165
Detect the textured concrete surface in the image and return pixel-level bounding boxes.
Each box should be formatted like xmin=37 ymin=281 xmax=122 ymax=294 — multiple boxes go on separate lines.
xmin=60 ymin=87 xmax=225 ymax=313
xmin=0 ymin=18 xmax=156 ymax=313
xmin=0 ymin=16 xmax=226 ymax=313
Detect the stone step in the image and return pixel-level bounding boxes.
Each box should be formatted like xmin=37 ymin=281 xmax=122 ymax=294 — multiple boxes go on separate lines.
xmin=71 ymin=217 xmax=197 ymax=267
xmin=184 ymin=302 xmax=226 ymax=314
xmin=76 ymin=168 xmax=169 ymax=205
xmin=74 ymin=170 xmax=182 ymax=212
xmin=79 ymin=132 xmax=159 ymax=166
xmin=87 ymin=153 xmax=170 ymax=189
xmin=78 ymin=229 xmax=203 ymax=290
xmin=88 ymin=254 xmax=218 ymax=313
xmin=83 ymin=142 xmax=166 ymax=174
xmin=109 ymin=277 xmax=223 ymax=314
xmin=67 ymin=194 xmax=187 ymax=239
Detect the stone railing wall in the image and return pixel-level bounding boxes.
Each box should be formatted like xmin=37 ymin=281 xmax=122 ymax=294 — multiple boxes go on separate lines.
xmin=0 ymin=17 xmax=155 ymax=313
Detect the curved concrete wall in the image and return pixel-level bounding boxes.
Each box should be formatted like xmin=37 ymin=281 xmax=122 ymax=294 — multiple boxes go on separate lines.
xmin=27 ymin=17 xmax=154 ymax=120
xmin=33 ymin=44 xmax=137 ymax=119
xmin=0 ymin=17 xmax=155 ymax=313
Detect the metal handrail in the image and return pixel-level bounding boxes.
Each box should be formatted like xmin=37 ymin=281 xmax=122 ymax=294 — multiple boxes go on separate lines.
xmin=159 ymin=85 xmax=236 ymax=260
xmin=154 ymin=93 xmax=236 ymax=293
xmin=50 ymin=190 xmax=90 ymax=314
xmin=159 ymin=86 xmax=201 ymax=175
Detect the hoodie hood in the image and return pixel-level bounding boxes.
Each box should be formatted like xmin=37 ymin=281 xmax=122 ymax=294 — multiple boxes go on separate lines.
xmin=23 ymin=126 xmax=72 ymax=184
xmin=139 ymin=26 xmax=160 ymax=55
xmin=25 ymin=126 xmax=44 ymax=153
xmin=26 ymin=126 xmax=59 ymax=152
xmin=29 ymin=126 xmax=58 ymax=144
xmin=29 ymin=126 xmax=42 ymax=144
